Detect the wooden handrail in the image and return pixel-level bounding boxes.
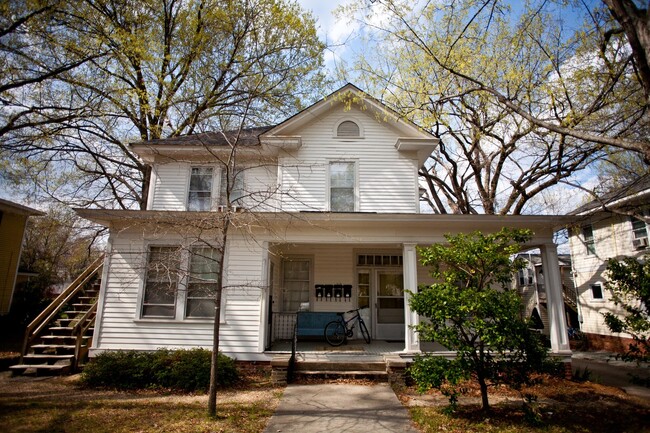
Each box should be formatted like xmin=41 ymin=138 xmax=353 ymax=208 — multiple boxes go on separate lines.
xmin=21 ymin=255 xmax=104 ymax=361
xmin=73 ymin=301 xmax=97 ymax=371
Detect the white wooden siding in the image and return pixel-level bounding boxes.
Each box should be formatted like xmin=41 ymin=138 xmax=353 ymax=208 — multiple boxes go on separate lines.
xmin=279 ymin=107 xmax=418 ymax=213
xmin=569 ymin=213 xmax=646 ymax=338
xmin=150 ymin=162 xmax=190 ymax=210
xmin=92 ymin=230 xmax=265 ymax=358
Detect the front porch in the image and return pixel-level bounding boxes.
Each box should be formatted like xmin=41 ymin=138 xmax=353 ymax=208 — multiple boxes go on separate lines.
xmin=264 ymin=238 xmax=571 ymax=356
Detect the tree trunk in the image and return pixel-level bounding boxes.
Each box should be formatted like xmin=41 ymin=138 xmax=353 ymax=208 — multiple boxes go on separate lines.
xmin=208 ymin=214 xmax=230 ymax=417
xmin=477 ymin=371 xmax=490 ymax=412
xmin=208 ymin=284 xmax=223 ymax=417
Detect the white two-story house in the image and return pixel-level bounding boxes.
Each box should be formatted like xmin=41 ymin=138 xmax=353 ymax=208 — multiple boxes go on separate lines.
xmin=77 ymin=84 xmax=572 ymax=362
xmin=568 ymin=175 xmax=650 ymax=352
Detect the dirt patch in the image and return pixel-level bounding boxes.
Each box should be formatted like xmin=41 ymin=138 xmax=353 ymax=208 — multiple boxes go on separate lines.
xmin=396 ymin=375 xmax=650 ymax=433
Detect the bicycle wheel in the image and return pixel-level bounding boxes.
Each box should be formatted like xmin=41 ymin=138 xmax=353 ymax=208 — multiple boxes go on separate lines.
xmin=359 ymin=319 xmax=371 ymax=344
xmin=324 ymin=320 xmax=347 ymax=346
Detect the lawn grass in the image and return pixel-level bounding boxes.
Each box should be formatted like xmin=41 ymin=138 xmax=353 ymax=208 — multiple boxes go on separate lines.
xmin=0 ymin=372 xmax=282 ymax=433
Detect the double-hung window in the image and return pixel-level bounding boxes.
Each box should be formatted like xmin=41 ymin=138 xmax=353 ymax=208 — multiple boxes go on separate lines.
xmin=188 ymin=167 xmax=214 ymax=211
xmin=329 ymin=161 xmax=355 ymax=212
xmin=582 ymin=225 xmax=596 ymax=255
xmin=142 ymin=246 xmax=180 ymax=318
xmin=631 ymin=216 xmax=648 ymax=239
xmin=186 ymin=247 xmax=221 ymax=318
xmin=220 ymin=168 xmax=245 ymax=206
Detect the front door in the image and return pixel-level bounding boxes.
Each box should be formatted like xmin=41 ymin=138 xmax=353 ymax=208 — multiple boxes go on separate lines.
xmin=374 ymin=270 xmax=404 ymax=340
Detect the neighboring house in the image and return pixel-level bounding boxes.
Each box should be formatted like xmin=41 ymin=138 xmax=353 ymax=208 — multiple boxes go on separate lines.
xmin=515 ymin=253 xmax=579 ymax=338
xmin=568 ymin=174 xmax=650 ymax=352
xmin=0 ymin=199 xmax=44 ymax=315
xmin=76 ymin=84 xmax=572 ymax=362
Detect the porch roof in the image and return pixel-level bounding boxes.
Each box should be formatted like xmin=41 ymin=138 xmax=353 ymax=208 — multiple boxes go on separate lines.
xmin=75 ymin=209 xmax=573 ymax=237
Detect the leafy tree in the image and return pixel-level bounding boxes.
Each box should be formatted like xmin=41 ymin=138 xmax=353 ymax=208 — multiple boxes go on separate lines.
xmin=3 ymin=205 xmax=99 ymax=351
xmin=409 ymin=228 xmax=551 ymax=411
xmin=603 ymin=254 xmax=650 ymax=385
xmin=339 ymin=1 xmax=649 ymax=214
xmin=1 ymin=0 xmax=325 ymax=210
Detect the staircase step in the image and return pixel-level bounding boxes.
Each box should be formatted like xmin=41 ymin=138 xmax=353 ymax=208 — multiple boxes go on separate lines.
xmin=31 ymin=344 xmax=77 ymax=352
xmin=293 ymin=370 xmax=388 ymax=381
xmin=294 ymin=361 xmax=386 ymax=372
xmin=10 ymin=363 xmax=71 ymax=376
xmin=22 ymin=354 xmax=74 ymax=364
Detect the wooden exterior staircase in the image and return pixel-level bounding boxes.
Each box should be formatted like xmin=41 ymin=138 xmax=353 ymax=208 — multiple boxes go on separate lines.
xmin=10 ymin=256 xmax=104 ymax=376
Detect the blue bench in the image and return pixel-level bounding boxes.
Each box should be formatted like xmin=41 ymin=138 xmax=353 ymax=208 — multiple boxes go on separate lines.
xmin=296 ymin=312 xmax=339 ymax=340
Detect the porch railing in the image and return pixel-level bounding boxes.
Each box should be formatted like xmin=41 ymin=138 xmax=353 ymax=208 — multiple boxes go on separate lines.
xmin=272 ymin=312 xmax=297 ymax=340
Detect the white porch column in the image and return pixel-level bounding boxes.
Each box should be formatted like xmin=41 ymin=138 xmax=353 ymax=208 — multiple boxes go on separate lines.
xmin=540 ymin=242 xmax=571 ymax=355
xmin=403 ymin=243 xmax=420 ymax=353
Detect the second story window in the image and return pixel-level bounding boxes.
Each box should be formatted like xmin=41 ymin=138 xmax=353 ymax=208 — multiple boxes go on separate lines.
xmin=330 ymin=162 xmax=355 ymax=212
xmin=188 ymin=167 xmax=214 ymax=211
xmin=582 ymin=225 xmax=596 ymax=255
xmin=220 ymin=168 xmax=245 ymax=206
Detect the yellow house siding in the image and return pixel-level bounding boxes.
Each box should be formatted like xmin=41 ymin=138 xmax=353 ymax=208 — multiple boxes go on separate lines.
xmin=0 ymin=212 xmax=28 ymax=314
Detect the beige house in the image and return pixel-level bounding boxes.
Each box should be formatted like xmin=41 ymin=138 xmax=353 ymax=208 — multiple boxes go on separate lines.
xmin=568 ymin=175 xmax=650 ymax=351
xmin=77 ymin=84 xmax=572 ymax=362
xmin=0 ymin=199 xmax=44 ymax=315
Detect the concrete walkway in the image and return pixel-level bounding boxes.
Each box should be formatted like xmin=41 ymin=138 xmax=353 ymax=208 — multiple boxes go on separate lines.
xmin=262 ymin=383 xmax=420 ymax=433
xmin=571 ymin=351 xmax=650 ymax=399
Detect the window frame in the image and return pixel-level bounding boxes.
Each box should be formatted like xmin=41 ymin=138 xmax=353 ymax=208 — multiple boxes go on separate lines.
xmin=185 ymin=246 xmax=222 ymax=319
xmin=280 ymin=256 xmax=313 ymax=313
xmin=187 ymin=166 xmax=220 ymax=211
xmin=630 ymin=215 xmax=648 ymax=240
xmin=333 ymin=118 xmax=364 ymax=139
xmin=328 ymin=160 xmax=358 ymax=212
xmin=590 ymin=283 xmax=604 ymax=301
xmin=137 ymin=241 xmax=226 ymax=323
xmin=582 ymin=225 xmax=596 ymax=256
xmin=141 ymin=245 xmax=182 ymax=319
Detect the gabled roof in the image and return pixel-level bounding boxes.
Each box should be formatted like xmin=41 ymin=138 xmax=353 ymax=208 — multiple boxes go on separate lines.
xmin=128 ymin=83 xmax=439 ymax=164
xmin=131 ymin=126 xmax=274 ymax=147
xmin=569 ymin=174 xmax=650 ymax=216
xmin=0 ymin=198 xmax=44 ymax=217
xmin=261 ymin=83 xmax=438 ymax=164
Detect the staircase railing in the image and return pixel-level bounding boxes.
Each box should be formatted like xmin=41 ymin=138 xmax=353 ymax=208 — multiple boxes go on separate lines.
xmin=72 ymin=301 xmax=98 ymax=371
xmin=562 ymin=284 xmax=578 ymax=311
xmin=20 ymin=255 xmax=104 ymax=363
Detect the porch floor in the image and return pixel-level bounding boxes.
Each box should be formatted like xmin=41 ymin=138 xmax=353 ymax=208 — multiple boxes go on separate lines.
xmin=265 ymin=339 xmax=446 ymax=356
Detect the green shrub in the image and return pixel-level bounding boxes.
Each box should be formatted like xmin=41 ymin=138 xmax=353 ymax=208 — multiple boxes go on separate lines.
xmin=81 ymin=348 xmax=238 ymax=391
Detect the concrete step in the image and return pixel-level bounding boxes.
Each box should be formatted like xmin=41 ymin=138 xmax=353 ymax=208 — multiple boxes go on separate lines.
xmin=294 ymin=360 xmax=386 ymax=372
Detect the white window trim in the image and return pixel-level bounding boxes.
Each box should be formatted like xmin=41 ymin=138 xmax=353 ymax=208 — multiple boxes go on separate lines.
xmin=136 ymin=241 xmax=227 ymax=323
xmin=332 ymin=117 xmax=364 ymax=139
xmin=185 ymin=165 xmax=221 ymax=211
xmin=327 ymin=159 xmax=359 ymax=212
xmin=589 ymin=282 xmax=605 ymax=302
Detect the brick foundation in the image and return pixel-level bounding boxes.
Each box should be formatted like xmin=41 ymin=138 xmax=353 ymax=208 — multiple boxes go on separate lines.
xmin=582 ymin=333 xmax=635 ymax=354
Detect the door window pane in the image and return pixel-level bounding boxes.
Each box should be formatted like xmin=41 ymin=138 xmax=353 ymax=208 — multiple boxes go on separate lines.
xmin=282 ymin=260 xmax=310 ymax=312
xmin=377 ymin=273 xmax=404 ymax=324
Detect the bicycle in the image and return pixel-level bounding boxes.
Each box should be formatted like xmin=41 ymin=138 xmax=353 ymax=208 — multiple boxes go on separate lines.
xmin=324 ymin=308 xmax=371 ymax=346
